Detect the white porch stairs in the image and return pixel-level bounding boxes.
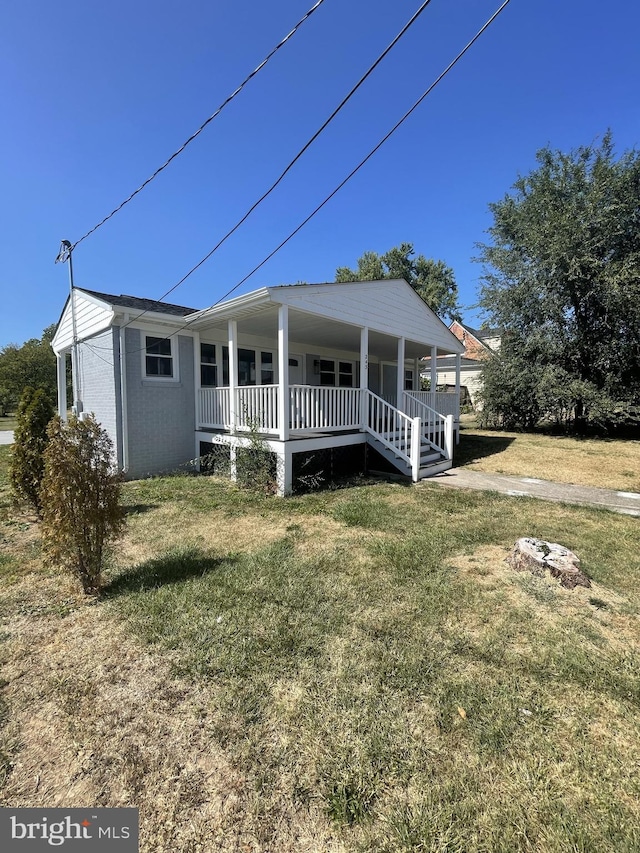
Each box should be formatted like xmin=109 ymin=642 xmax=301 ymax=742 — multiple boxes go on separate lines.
xmin=366 ymin=429 xmax=451 ymax=479
xmin=364 ymin=391 xmax=454 ymax=482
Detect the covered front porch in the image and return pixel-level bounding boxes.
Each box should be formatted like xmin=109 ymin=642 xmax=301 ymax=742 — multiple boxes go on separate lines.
xmin=186 ymin=282 xmax=463 ymax=493
xmin=197 ymin=384 xmax=460 ymax=437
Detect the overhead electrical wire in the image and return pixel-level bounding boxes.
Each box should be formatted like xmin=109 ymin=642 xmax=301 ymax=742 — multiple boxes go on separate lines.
xmin=70 ymin=0 xmax=327 ymax=250
xmin=83 ymin=0 xmax=512 ymax=363
xmin=215 ymin=0 xmax=514 ymax=301
xmin=105 ymin=0 xmax=438 ymax=333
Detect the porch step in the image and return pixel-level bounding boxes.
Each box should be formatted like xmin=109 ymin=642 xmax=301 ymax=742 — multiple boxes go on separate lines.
xmin=366 ymin=434 xmax=451 ymax=481
xmin=418 ymin=458 xmax=453 ymax=478
xmin=378 ymin=436 xmax=443 ymax=464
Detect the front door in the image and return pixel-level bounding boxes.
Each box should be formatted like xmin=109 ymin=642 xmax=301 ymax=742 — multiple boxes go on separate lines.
xmin=382 ymin=363 xmax=397 ymax=406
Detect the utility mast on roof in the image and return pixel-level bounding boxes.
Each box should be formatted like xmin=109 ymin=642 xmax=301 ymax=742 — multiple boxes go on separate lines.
xmin=55 ymin=240 xmax=81 ymax=413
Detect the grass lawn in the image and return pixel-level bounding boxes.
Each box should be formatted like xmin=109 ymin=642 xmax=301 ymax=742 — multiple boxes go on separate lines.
xmin=455 ymin=416 xmax=640 ymax=492
xmin=0 ymin=415 xmax=16 ymax=433
xmin=1 ymin=450 xmax=639 ymax=851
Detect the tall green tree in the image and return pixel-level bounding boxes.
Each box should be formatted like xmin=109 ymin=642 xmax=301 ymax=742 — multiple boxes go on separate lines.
xmin=0 ymin=324 xmax=57 ymax=410
xmin=336 ymin=242 xmax=460 ymax=321
xmin=477 ymin=133 xmax=640 ymax=432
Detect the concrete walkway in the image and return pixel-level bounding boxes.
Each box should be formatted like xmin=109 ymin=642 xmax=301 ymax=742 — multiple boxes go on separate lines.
xmin=427 ymin=467 xmax=640 ymax=517
xmin=0 ymin=430 xmax=14 ymax=446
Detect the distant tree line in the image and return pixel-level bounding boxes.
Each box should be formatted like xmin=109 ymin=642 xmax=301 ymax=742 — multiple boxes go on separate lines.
xmin=0 ymin=324 xmax=58 ymax=415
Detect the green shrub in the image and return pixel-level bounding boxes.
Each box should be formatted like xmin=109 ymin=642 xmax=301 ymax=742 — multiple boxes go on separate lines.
xmin=40 ymin=415 xmax=124 ymax=595
xmin=235 ymin=419 xmax=277 ymax=494
xmin=9 ymin=386 xmax=54 ymax=514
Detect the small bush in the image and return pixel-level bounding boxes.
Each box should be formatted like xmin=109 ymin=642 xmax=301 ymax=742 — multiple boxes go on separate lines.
xmin=10 ymin=386 xmax=54 ymax=514
xmin=40 ymin=415 xmax=125 ymax=595
xmin=235 ymin=420 xmax=277 ymax=494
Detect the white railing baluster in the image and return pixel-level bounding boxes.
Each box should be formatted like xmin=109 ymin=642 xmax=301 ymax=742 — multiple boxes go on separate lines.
xmin=198 ymin=387 xmax=232 ymax=429
xmin=406 ymin=390 xmax=459 ymax=421
xmin=402 ymin=391 xmax=453 ymax=459
xmin=362 ymin=390 xmax=416 ymax=470
xmin=284 ymin=386 xmax=363 ymax=432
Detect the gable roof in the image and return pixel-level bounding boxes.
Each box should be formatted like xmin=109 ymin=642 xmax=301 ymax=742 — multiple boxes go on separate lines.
xmin=448 ymin=319 xmax=501 ymax=361
xmin=77 ymin=288 xmax=197 ymax=317
xmin=188 ymin=280 xmax=465 ymax=354
xmin=53 ymin=280 xmax=465 ymax=356
xmin=52 ymin=287 xmax=199 ymax=353
xmin=459 ymin=322 xmax=501 ymax=340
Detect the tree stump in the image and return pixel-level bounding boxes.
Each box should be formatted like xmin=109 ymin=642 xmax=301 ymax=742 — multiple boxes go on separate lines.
xmin=506 ymin=537 xmax=591 ymax=589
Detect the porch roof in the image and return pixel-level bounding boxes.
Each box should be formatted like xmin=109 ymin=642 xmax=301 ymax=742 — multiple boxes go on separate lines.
xmin=186 ymin=280 xmax=465 ymax=356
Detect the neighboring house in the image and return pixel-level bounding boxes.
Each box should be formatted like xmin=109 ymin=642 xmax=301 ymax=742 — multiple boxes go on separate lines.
xmin=423 ymin=320 xmax=500 ymax=409
xmin=52 ymin=279 xmax=465 ymax=494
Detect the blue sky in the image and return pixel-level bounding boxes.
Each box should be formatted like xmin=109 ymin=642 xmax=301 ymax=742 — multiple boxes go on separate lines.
xmin=1 ymin=0 xmax=639 ymax=346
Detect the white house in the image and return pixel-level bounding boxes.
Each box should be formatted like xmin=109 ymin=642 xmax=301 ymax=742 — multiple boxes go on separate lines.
xmin=52 ymin=279 xmax=464 ymax=494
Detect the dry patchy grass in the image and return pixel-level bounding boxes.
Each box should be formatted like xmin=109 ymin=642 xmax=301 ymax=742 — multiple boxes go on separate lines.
xmin=455 ymin=419 xmax=640 ymax=491
xmin=1 ymin=466 xmax=639 ymax=852
xmin=0 ymin=572 xmax=347 ymax=852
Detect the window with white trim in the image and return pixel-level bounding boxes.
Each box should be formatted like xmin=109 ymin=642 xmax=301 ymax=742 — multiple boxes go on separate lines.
xmin=318 ymin=358 xmax=354 ymax=387
xmin=200 ymin=343 xmax=217 ymax=386
xmin=404 ymin=368 xmax=414 ymax=391
xmin=145 ymin=336 xmax=173 ymax=377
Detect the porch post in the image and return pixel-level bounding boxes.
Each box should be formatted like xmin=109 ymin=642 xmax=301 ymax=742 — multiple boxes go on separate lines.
xmin=56 ymin=353 xmax=67 ymax=420
xmin=193 ymin=331 xmax=201 ymax=431
xmin=278 ymin=304 xmax=289 ymax=441
xmin=360 ymin=326 xmax=368 ymax=429
xmin=396 ymin=336 xmax=405 ymax=410
xmin=454 ymin=353 xmax=461 ymax=444
xmin=430 ymin=345 xmax=437 ymax=396
xmin=413 ymin=357 xmax=420 ymax=391
xmin=228 ymin=320 xmax=238 ymax=431
xmin=444 ymin=414 xmax=454 ymax=460
xmin=411 ymin=416 xmax=421 ymax=482
xmin=276 ymin=446 xmax=293 ymax=496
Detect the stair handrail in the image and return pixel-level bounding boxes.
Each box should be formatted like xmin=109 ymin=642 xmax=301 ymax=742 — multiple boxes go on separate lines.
xmin=364 ymin=390 xmax=421 ymax=479
xmin=402 ymin=391 xmax=452 ymax=459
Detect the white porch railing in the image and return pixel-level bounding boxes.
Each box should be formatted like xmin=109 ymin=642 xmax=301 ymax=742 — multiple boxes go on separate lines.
xmin=198 ymin=387 xmax=231 ymax=429
xmin=236 ymin=385 xmax=279 ymax=433
xmin=403 ymin=392 xmax=453 ymax=459
xmin=366 ymin=391 xmax=421 ymax=481
xmin=197 ymin=386 xmax=455 ymax=469
xmin=407 ymin=390 xmax=459 ymax=421
xmin=198 ymin=385 xmax=361 ymax=433
xmin=290 ymin=385 xmax=362 ymax=431
xmin=198 ymin=386 xmax=279 ymax=432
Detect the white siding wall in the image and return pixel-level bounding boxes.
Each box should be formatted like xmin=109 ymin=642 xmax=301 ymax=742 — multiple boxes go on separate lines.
xmin=53 ymin=291 xmax=113 ymax=352
xmin=274 ymin=280 xmax=464 ymax=353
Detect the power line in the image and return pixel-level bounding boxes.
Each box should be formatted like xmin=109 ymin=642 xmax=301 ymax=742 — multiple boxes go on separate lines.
xmin=97 ymin=0 xmax=437 ymax=336
xmin=83 ymin=344 xmax=114 ymax=368
xmin=206 ymin=0 xmax=515 ymax=305
xmin=114 ymin=0 xmax=513 ymax=358
xmin=70 ymin=0 xmax=327 ymax=250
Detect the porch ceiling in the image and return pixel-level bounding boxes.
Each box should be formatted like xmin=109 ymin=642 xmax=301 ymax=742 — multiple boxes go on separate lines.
xmin=198 ymin=305 xmax=439 ymax=360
